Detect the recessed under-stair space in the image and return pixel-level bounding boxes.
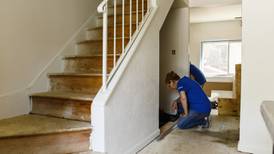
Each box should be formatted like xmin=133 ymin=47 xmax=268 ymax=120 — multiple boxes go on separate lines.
xmin=0 ymin=0 xmax=149 ymax=153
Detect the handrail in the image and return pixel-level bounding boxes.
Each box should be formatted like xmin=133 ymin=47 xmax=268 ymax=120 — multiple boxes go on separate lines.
xmin=97 ymin=0 xmax=108 ymax=13
xmin=98 ymin=0 xmax=152 ymax=91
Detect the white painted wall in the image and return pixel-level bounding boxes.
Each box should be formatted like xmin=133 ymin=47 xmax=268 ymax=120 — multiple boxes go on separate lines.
xmin=160 ymin=7 xmax=190 ymax=114
xmin=92 ymin=0 xmax=176 ymax=153
xmin=0 ymin=0 xmax=100 ymax=119
xmin=189 ymin=20 xmax=242 ymax=67
xmin=238 ymin=0 xmax=274 ymax=153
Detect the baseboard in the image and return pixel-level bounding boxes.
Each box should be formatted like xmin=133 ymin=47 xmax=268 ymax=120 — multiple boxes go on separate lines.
xmin=0 ymin=89 xmax=30 ymax=120
xmin=238 ymin=140 xmax=272 ymax=154
xmin=125 ymin=129 xmax=160 ymax=154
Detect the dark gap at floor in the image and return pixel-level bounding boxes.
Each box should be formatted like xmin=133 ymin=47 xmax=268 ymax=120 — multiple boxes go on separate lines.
xmin=159 ymin=111 xmax=178 ymax=128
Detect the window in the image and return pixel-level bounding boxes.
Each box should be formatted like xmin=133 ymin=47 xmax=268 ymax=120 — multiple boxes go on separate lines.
xmin=201 ymin=40 xmax=241 ymax=77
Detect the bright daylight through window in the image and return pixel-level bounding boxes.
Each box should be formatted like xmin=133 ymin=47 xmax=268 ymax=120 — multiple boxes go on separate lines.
xmin=201 ymin=40 xmax=241 ymax=77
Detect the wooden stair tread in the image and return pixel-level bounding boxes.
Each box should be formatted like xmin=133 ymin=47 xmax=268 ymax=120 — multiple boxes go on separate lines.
xmin=31 ymin=91 xmax=94 ymax=101
xmin=211 ymin=90 xmax=234 ymax=99
xmin=0 ymin=114 xmax=91 ymax=139
xmin=48 ymin=72 xmax=104 ymax=77
xmin=63 ymin=54 xmax=121 ymax=59
xmin=77 ymin=37 xmax=130 ymax=44
xmin=99 ymin=11 xmax=144 ymax=18
xmin=87 ymin=23 xmax=137 ymax=31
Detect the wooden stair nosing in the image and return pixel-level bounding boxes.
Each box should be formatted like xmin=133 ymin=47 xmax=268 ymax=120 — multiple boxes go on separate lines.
xmin=30 ymin=92 xmax=94 ymax=102
xmin=87 ymin=23 xmax=137 ymax=31
xmin=0 ymin=115 xmax=91 ymax=139
xmin=63 ymin=54 xmax=121 ymax=60
xmin=98 ymin=11 xmax=145 ymax=18
xmin=106 ymin=9 xmax=148 ymax=15
xmin=77 ymin=37 xmax=130 ymax=45
xmin=48 ymin=73 xmax=104 ymax=78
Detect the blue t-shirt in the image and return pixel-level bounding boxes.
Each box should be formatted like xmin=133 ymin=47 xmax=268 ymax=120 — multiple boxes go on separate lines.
xmin=190 ymin=64 xmax=206 ymax=86
xmin=177 ymin=76 xmax=211 ymax=114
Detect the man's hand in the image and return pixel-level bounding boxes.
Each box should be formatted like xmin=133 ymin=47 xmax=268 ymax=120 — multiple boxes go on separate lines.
xmin=171 ymin=101 xmax=177 ymax=111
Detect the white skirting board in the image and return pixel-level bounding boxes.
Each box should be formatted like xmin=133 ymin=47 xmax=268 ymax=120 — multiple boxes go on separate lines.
xmin=126 ymin=129 xmax=160 ymax=154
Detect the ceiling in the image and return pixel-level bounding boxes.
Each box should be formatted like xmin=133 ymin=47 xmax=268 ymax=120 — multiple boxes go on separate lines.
xmin=190 ymin=4 xmax=242 ymax=23
xmin=189 ymin=0 xmax=241 ymax=7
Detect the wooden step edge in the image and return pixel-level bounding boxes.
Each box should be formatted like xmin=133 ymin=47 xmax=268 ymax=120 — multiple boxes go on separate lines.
xmin=87 ymin=23 xmax=137 ymax=31
xmin=47 ymin=73 xmax=104 ymax=77
xmin=30 ymin=92 xmax=94 ymax=102
xmin=0 ymin=127 xmax=92 ymax=139
xmin=63 ymin=54 xmax=121 ymax=60
xmin=98 ymin=11 xmax=146 ymax=19
xmin=0 ymin=115 xmax=91 ymax=139
xmin=77 ymin=37 xmax=130 ymax=44
xmin=107 ymin=8 xmax=147 ymax=14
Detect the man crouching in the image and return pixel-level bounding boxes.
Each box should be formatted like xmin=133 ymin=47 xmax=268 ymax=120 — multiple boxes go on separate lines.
xmin=166 ymin=71 xmax=211 ymax=129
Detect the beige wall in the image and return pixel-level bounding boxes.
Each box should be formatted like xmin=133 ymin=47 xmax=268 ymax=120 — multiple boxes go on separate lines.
xmin=0 ymin=0 xmax=100 ymax=119
xmin=238 ymin=0 xmax=274 ymax=153
xmin=189 ymin=20 xmax=242 ymax=67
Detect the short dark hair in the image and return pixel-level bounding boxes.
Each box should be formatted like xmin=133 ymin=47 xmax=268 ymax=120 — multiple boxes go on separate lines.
xmin=165 ymin=71 xmax=180 ymax=84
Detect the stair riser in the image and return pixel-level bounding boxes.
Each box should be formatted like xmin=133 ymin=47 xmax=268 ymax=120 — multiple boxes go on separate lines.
xmin=64 ymin=57 xmax=117 ymax=73
xmin=49 ymin=75 xmax=102 ymax=94
xmin=87 ymin=24 xmax=137 ymax=40
xmin=31 ymin=97 xmax=92 ymax=122
xmin=0 ymin=130 xmax=91 ymax=154
xmin=97 ymin=12 xmax=144 ymax=27
xmin=77 ymin=39 xmax=129 ymax=55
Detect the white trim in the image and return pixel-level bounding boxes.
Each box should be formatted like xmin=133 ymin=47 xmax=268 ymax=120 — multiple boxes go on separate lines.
xmin=238 ymin=141 xmax=272 ymax=154
xmin=206 ymin=76 xmax=233 ymax=83
xmin=126 ymin=129 xmax=160 ymax=154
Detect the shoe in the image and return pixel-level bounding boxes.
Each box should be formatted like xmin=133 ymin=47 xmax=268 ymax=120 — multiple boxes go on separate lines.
xmin=202 ymin=116 xmax=211 ymax=128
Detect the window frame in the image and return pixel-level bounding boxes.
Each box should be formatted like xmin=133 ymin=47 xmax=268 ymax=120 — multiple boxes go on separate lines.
xmin=200 ymin=39 xmax=242 ymax=77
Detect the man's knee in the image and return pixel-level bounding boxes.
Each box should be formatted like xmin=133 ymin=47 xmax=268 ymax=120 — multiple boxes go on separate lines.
xmin=177 ymin=119 xmax=190 ymax=129
xmin=177 ymin=123 xmax=186 ymax=129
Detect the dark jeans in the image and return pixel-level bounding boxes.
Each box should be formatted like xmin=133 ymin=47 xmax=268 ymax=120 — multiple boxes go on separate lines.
xmin=177 ymin=111 xmax=209 ymax=129
xmin=176 ymin=100 xmax=210 ymax=129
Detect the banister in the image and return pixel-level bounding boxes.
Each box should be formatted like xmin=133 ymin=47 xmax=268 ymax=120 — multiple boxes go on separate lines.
xmin=96 ymin=0 xmax=153 ymax=91
xmin=97 ymin=0 xmax=108 ymax=13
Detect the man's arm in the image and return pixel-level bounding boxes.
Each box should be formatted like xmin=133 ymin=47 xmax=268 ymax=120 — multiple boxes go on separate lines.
xmin=180 ymin=91 xmax=188 ymax=116
xmin=190 ymin=74 xmax=196 ymax=81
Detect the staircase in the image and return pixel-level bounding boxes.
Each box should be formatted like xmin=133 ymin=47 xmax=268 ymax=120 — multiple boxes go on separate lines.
xmin=0 ymin=0 xmax=149 ymax=153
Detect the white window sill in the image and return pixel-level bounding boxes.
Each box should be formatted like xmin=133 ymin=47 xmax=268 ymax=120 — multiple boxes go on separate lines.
xmin=206 ymin=76 xmax=233 ymax=83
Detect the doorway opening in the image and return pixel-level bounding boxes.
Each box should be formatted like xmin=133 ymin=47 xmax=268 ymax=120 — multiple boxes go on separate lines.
xmin=155 ymin=0 xmax=243 ymax=153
